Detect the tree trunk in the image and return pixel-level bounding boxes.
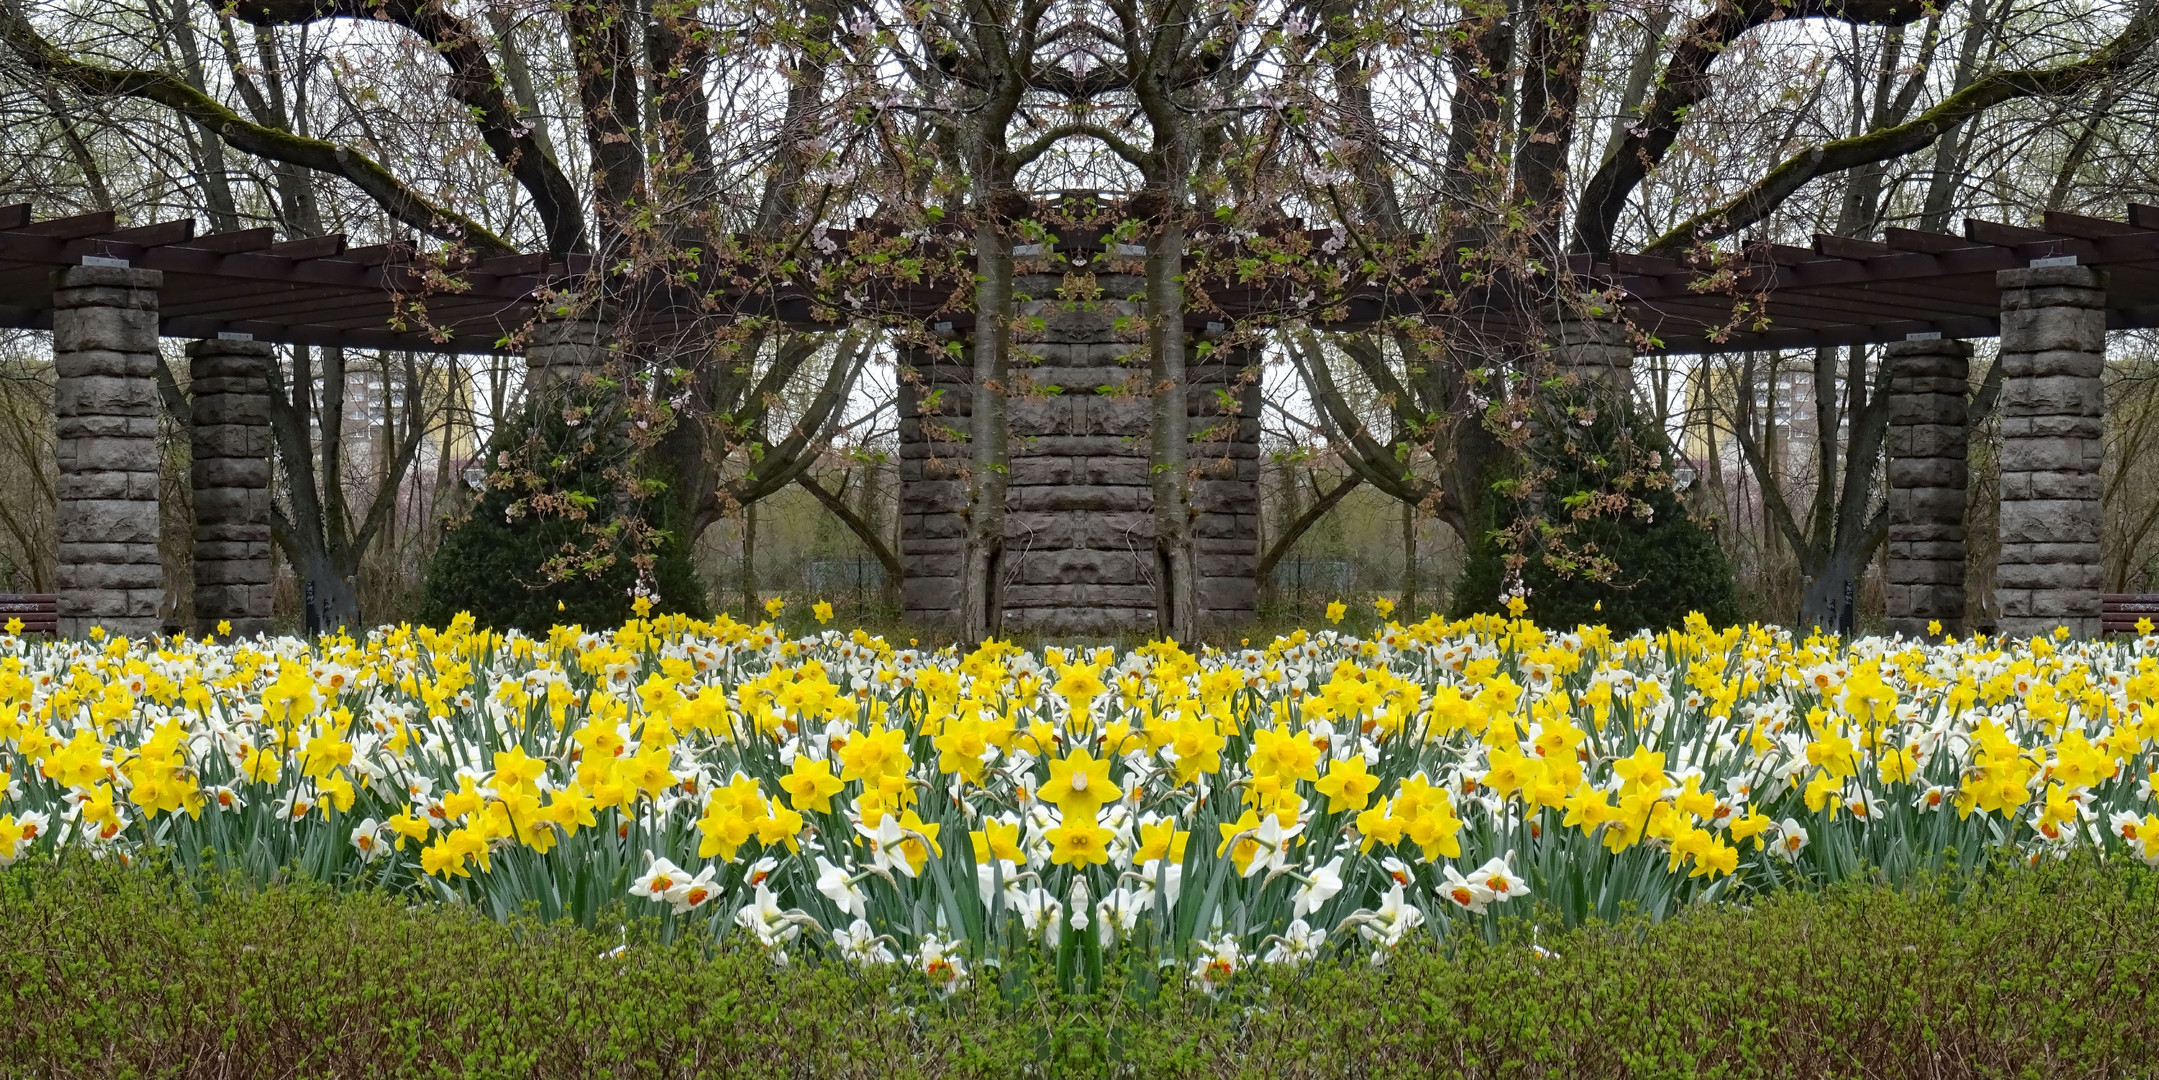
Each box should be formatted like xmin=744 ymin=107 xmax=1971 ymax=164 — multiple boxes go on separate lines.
xmin=1148 ymin=219 xmax=1197 ymax=642
xmin=741 ymin=501 xmax=758 ymax=617
xmin=1400 ymin=499 xmax=1416 ymax=616
xmin=961 ymin=222 xmax=1012 ymax=644
xmin=1798 ymin=544 xmax=1868 ymax=634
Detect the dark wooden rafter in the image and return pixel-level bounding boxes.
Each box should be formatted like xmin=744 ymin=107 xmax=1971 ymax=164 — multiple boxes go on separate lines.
xmin=5 ymin=200 xmax=2159 ymax=356
xmin=1530 ymin=204 xmax=2159 ymax=353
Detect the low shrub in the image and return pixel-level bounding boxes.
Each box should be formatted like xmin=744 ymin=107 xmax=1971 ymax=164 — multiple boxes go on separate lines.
xmin=5 ymin=855 xmax=2155 ymax=1079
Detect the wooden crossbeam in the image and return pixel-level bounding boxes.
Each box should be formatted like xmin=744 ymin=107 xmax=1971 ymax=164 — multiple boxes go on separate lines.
xmin=1880 ymin=228 xmax=1976 ymax=254
xmin=1963 ymin=217 xmax=2091 ymax=258
xmin=159 ymin=284 xmax=381 ymax=321
xmin=267 ymin=235 xmax=348 ymax=260
xmin=1748 ymin=242 xmax=1834 ymax=267
xmin=1813 ymin=234 xmax=1894 ymax=259
xmin=179 ymin=227 xmax=277 ymax=254
xmin=0 ymin=204 xmax=30 ymax=230
xmin=476 ymin=253 xmax=549 ymax=277
xmin=2042 ymin=210 xmax=2148 ymax=239
xmin=1610 ymin=252 xmax=1685 ymax=276
xmin=17 ymin=210 xmax=116 ymax=239
xmin=101 ymin=218 xmax=197 ymax=247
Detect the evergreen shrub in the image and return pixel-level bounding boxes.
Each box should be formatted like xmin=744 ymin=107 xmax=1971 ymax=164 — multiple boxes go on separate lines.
xmin=1453 ymin=392 xmax=1739 ymax=632
xmin=419 ymin=387 xmax=706 ymax=632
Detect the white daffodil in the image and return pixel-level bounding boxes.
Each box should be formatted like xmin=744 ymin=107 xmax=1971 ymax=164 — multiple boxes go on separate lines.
xmin=733 ymin=884 xmax=801 ymax=950
xmin=630 ymin=856 xmax=688 ymax=902
xmin=1774 ymin=817 xmax=1810 ymax=860
xmin=1470 ymin=856 xmax=1532 ymax=902
xmin=1191 ymin=936 xmax=1244 ymax=997
xmin=1360 ymin=883 xmax=1426 ymax=949
xmin=915 ymin=934 xmax=970 ymax=997
xmin=1436 ymin=864 xmax=1494 ymax=913
xmin=1013 ymin=887 xmax=1063 ymax=947
xmin=1244 ymin=813 xmax=1304 ymax=878
xmin=744 ymin=855 xmax=779 ymax=889
xmin=815 ymin=856 xmax=867 ymax=919
xmin=1094 ymin=888 xmax=1144 ymax=946
xmin=1378 ymin=856 xmax=1415 ymax=889
xmin=975 ymin=858 xmax=1027 ymax=907
xmin=1262 ymin=919 xmax=1326 ymax=966
xmin=1128 ymin=858 xmax=1183 ymax=909
xmin=830 ymin=919 xmax=896 ymax=966
xmin=666 ymin=864 xmax=720 ymax=913
xmin=1292 ymin=855 xmax=1346 ymax=918
xmin=349 ymin=817 xmax=388 ymax=862
xmin=864 ymin=814 xmax=920 ymax=877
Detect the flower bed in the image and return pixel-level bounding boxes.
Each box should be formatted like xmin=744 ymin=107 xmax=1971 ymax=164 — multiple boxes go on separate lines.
xmin=2 ymin=610 xmax=2157 ymax=992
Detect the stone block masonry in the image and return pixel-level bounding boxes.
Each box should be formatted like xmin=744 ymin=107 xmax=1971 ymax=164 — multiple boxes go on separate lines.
xmin=897 ymin=270 xmax=1262 ymax=637
xmin=1545 ymin=309 xmax=1634 ymax=391
xmin=526 ymin=318 xmax=611 ymax=394
xmin=52 ymin=265 xmax=165 ymax=638
xmin=1884 ymin=337 xmax=1971 ymax=639
xmin=1995 ymin=264 xmax=2105 ymax=639
xmin=189 ymin=337 xmax=275 ymax=637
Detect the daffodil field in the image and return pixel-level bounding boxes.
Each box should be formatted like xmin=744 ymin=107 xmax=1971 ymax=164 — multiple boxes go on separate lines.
xmin=5 ymin=610 xmax=2159 ymax=997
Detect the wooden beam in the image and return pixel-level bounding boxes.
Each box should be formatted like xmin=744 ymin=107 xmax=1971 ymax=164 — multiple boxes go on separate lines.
xmin=1813 ymin=234 xmax=1894 ymax=259
xmin=0 ymin=204 xmax=30 ymax=230
xmin=19 ymin=210 xmax=116 ymax=240
xmin=2041 ymin=210 xmax=2146 ymax=240
xmin=1963 ymin=218 xmax=2094 ymax=261
xmin=266 ymin=235 xmax=348 ymax=261
xmin=101 ymin=218 xmax=197 ymax=247
xmin=1610 ymin=252 xmax=1686 ymax=277
xmin=178 ymin=227 xmax=278 ymax=254
xmin=476 ymin=252 xmax=548 ymax=277
xmin=335 ymin=242 xmax=410 ymax=266
xmin=1881 ymin=227 xmax=1978 ymax=254
xmin=158 ymin=285 xmax=381 ymax=322
xmin=2128 ymin=203 xmax=2159 ymax=231
xmin=1747 ymin=241 xmax=1835 ymax=267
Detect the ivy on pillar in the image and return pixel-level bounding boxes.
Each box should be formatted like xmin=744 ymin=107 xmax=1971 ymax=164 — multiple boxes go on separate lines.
xmin=1884 ymin=336 xmax=1971 ymax=639
xmin=1995 ymin=263 xmax=2106 ymax=639
xmin=52 ymin=264 xmax=165 ymax=639
xmin=189 ymin=336 xmax=275 ymax=638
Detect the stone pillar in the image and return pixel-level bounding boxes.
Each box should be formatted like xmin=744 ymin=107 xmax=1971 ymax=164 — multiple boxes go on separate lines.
xmin=1884 ymin=336 xmax=1971 ymax=639
xmin=1545 ymin=308 xmax=1634 ymax=392
xmin=525 ymin=318 xmax=609 ymax=395
xmin=998 ymin=275 xmax=1157 ymax=636
xmin=52 ymin=265 xmax=165 ymax=638
xmin=189 ymin=337 xmax=275 ymax=638
xmin=895 ymin=267 xmax=1264 ymax=638
xmin=1189 ymin=340 xmax=1262 ymax=631
xmin=1996 ymin=264 xmax=2106 ymax=639
xmin=896 ymin=340 xmax=970 ymax=633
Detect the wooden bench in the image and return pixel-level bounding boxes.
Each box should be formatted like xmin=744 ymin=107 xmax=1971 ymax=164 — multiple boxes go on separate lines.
xmin=2102 ymin=594 xmax=2159 ymax=635
xmin=0 ymin=594 xmax=57 ymax=635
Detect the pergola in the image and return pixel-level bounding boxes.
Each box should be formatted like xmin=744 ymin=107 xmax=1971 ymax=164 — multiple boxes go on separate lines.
xmin=1 ymin=199 xmax=2140 ymax=640
xmin=12 ymin=199 xmax=2159 ymax=353
xmin=1600 ymin=205 xmax=2159 ymax=354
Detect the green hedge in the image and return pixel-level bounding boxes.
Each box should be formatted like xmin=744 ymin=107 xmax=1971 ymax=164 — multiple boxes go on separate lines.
xmin=5 ymin=857 xmax=2157 ymax=1078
